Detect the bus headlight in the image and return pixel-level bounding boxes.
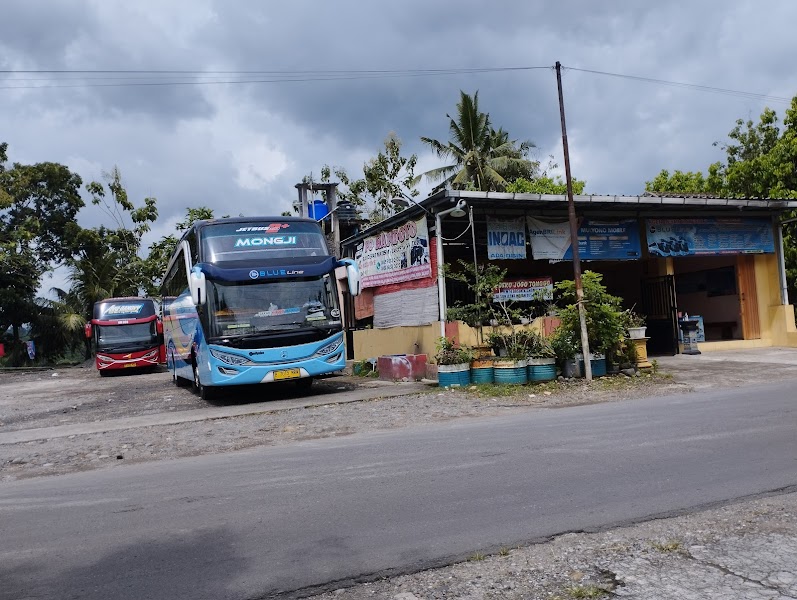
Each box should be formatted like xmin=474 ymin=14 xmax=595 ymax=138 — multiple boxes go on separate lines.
xmin=314 ymin=338 xmax=343 ymax=357
xmin=209 ymin=348 xmax=252 ymax=366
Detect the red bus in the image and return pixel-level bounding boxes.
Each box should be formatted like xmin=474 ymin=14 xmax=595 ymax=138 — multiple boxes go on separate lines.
xmin=86 ymin=297 xmax=165 ymax=375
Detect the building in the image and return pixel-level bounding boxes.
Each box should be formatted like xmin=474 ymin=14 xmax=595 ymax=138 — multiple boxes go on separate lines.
xmin=341 ymin=190 xmax=797 ymax=361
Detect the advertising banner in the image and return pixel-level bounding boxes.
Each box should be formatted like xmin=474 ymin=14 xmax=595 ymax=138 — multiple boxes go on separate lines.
xmin=487 ymin=218 xmax=527 ymax=260
xmin=356 ymin=216 xmax=432 ymax=288
xmin=493 ymin=277 xmax=554 ymax=302
xmin=645 ymin=217 xmax=775 ymax=257
xmin=527 ymin=217 xmax=641 ymax=261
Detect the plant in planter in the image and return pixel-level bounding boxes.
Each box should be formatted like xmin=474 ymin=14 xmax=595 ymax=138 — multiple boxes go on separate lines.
xmin=550 ymin=324 xmax=581 ymax=378
xmin=527 ymin=331 xmax=557 ymax=382
xmin=445 ymin=260 xmax=508 ymax=340
xmin=554 ymin=271 xmax=627 ymax=377
xmin=623 ymin=308 xmax=647 ymax=339
xmin=435 ymin=337 xmax=474 ymax=388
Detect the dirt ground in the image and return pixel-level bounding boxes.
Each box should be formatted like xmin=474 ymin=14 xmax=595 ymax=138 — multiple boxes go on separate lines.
xmin=3 ymin=348 xmax=797 ymax=483
xmin=3 ymin=350 xmax=797 ymax=599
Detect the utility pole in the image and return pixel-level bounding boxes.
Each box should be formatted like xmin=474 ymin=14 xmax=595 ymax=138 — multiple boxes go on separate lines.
xmin=555 ymin=61 xmax=592 ymax=381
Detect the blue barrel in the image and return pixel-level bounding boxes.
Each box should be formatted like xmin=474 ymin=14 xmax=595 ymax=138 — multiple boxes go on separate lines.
xmin=494 ymin=365 xmax=528 ymax=385
xmin=308 ymin=199 xmax=329 ymax=220
xmin=528 ymin=363 xmax=557 ymax=382
xmin=471 ymin=366 xmax=494 ymax=384
xmin=438 ymin=368 xmax=471 ymax=388
xmin=578 ymin=357 xmax=607 ymax=377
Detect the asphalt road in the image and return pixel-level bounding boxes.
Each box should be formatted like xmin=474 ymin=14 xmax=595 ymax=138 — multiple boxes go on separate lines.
xmin=2 ymin=382 xmax=796 ymax=600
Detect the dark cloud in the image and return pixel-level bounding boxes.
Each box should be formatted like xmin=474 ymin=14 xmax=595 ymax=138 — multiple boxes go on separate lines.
xmin=1 ymin=0 xmax=796 ymax=241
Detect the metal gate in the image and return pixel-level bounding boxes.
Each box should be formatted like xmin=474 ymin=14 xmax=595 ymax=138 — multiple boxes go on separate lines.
xmin=641 ymin=275 xmax=679 ymax=355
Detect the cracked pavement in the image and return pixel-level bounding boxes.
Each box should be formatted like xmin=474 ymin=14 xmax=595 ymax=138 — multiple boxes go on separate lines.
xmin=309 ymin=491 xmax=797 ymax=600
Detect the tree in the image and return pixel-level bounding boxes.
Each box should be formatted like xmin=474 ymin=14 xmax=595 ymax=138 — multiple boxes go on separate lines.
xmin=67 ymin=167 xmax=158 ymax=318
xmin=313 ymin=133 xmax=420 ymax=225
xmin=0 ymin=144 xmax=84 ymax=359
xmin=506 ymin=176 xmax=586 ymax=195
xmin=143 ymin=206 xmax=215 ymax=295
xmin=645 ymin=97 xmax=797 ymax=304
xmin=420 ymin=91 xmax=537 ymax=192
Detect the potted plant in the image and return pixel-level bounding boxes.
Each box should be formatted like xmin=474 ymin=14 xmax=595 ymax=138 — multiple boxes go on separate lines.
xmin=493 ymin=331 xmax=529 ymax=384
xmin=527 ymin=332 xmax=557 ymax=382
xmin=470 ymin=344 xmax=495 ymax=384
xmin=550 ymin=325 xmax=580 ymax=378
xmin=435 ymin=337 xmax=474 ymax=388
xmin=624 ymin=309 xmax=647 ymax=339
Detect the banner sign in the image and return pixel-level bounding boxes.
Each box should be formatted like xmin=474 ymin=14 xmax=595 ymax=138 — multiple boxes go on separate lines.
xmin=356 ymin=216 xmax=432 ymax=288
xmin=487 ymin=218 xmax=527 ymax=260
xmin=527 ymin=217 xmax=641 ymax=261
xmin=493 ymin=277 xmax=554 ymax=302
xmin=645 ymin=217 xmax=775 ymax=257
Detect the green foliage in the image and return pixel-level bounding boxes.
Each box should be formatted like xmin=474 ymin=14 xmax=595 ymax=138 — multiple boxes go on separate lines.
xmin=435 ymin=337 xmax=474 ymax=365
xmin=317 ymin=134 xmax=420 ymax=225
xmin=66 ymin=167 xmax=159 ymax=316
xmin=0 ymin=144 xmax=84 ymax=358
xmin=506 ymin=175 xmax=586 ymax=195
xmin=420 ymin=90 xmax=538 ymax=192
xmin=446 ymin=259 xmax=507 ymax=327
xmin=549 ymin=326 xmax=580 ymax=360
xmin=144 ymin=206 xmax=215 ymax=294
xmin=555 ymin=271 xmax=626 ymax=355
xmin=646 ymin=96 xmax=797 ymax=304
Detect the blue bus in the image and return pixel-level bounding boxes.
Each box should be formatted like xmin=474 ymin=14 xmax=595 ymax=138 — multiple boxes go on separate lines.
xmin=160 ymin=217 xmax=360 ymax=400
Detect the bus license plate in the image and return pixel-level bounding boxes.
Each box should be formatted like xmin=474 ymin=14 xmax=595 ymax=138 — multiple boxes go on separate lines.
xmin=274 ymin=368 xmax=301 ymax=381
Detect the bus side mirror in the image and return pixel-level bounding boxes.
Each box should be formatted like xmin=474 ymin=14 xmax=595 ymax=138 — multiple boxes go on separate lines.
xmin=156 ymin=320 xmax=163 ymax=335
xmin=84 ymin=323 xmax=92 ymax=339
xmin=346 ymin=264 xmax=361 ymax=296
xmin=190 ymin=270 xmax=207 ymax=306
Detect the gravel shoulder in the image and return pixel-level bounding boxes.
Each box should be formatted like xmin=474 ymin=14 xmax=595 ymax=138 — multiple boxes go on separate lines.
xmin=3 ymin=350 xmax=797 ymax=599
xmin=3 ymin=351 xmax=797 ymax=483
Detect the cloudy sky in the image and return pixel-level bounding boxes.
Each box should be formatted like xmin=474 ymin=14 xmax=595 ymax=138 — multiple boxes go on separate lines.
xmin=3 ymin=0 xmax=796 ymax=256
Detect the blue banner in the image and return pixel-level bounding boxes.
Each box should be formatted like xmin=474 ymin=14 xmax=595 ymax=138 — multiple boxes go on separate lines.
xmin=645 ymin=218 xmax=774 ymax=257
xmin=487 ymin=218 xmax=527 ymax=260
xmin=528 ymin=217 xmax=641 ymax=261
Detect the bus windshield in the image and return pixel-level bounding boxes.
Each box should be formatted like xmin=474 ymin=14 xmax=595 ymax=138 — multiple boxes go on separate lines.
xmin=207 ymin=274 xmax=341 ymax=339
xmin=201 ymin=221 xmax=329 ymax=263
xmin=96 ymin=322 xmax=158 ymax=351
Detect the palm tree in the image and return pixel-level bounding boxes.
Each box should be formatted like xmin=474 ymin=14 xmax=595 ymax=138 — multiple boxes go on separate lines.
xmin=420 ymin=91 xmax=537 ymax=192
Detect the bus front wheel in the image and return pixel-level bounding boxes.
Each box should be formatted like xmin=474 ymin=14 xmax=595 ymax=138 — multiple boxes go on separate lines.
xmin=193 ymin=363 xmax=217 ymax=401
xmin=295 ymin=377 xmax=314 ymax=391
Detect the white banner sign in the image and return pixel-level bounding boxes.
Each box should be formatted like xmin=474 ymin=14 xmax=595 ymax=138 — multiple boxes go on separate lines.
xmin=493 ymin=277 xmax=554 ymax=302
xmin=487 ymin=218 xmax=527 ymax=260
xmin=355 ymin=216 xmax=432 ymax=289
xmin=527 ymin=217 xmax=572 ymax=260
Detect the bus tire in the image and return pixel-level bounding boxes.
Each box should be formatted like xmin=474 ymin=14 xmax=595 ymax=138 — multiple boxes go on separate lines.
xmin=192 ymin=363 xmax=217 ymax=400
xmin=295 ymin=377 xmax=314 ymax=390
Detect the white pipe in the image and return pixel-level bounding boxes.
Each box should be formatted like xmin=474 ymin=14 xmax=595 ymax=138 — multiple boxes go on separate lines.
xmin=775 ymin=217 xmax=790 ymax=305
xmin=436 ymin=200 xmax=467 ymax=339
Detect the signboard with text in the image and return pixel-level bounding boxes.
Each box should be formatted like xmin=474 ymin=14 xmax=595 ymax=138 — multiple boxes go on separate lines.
xmin=355 ymin=216 xmax=432 ymax=288
xmin=645 ymin=217 xmax=774 ymax=256
xmin=493 ymin=277 xmax=553 ymax=302
xmin=487 ymin=218 xmax=527 ymax=260
xmin=527 ymin=217 xmax=641 ymax=261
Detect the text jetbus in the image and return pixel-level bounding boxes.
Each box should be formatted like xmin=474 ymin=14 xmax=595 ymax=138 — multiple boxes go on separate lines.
xmin=161 ymin=217 xmax=360 ymax=400
xmin=87 ymin=297 xmax=165 ymax=375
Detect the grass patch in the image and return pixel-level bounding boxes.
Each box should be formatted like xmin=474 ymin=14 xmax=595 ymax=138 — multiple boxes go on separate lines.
xmin=469 ymin=552 xmax=486 ymax=561
xmin=565 ymin=584 xmax=609 ymax=598
xmin=498 ymin=547 xmax=511 ymax=556
xmin=651 ymin=539 xmax=683 ymax=553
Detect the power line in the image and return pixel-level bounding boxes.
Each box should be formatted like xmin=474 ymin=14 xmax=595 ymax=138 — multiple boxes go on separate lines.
xmin=564 ymin=66 xmax=792 ymax=104
xmin=0 ymin=66 xmax=552 ymax=89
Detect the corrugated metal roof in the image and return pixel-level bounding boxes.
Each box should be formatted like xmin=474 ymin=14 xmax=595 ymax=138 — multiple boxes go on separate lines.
xmin=341 ymin=189 xmax=797 ymax=247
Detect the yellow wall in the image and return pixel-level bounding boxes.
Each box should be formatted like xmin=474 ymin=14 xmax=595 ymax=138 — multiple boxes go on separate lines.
xmin=753 ymin=254 xmax=797 ymax=347
xmin=352 ymin=253 xmax=797 ymax=360
xmin=352 ymin=319 xmax=546 ymax=362
xmin=353 ymin=323 xmax=442 ymax=361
